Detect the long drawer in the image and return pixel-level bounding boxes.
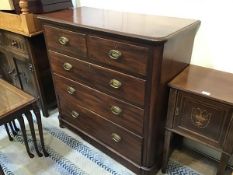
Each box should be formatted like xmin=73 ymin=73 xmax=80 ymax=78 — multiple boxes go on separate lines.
xmin=59 ymin=95 xmax=143 ymax=164
xmin=87 ymin=35 xmax=149 ymax=76
xmin=49 ymin=51 xmax=146 ymax=107
xmin=53 ymin=74 xmax=144 ymax=135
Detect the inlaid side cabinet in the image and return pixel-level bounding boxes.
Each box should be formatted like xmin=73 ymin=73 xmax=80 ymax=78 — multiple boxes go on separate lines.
xmin=0 ymin=30 xmax=55 ymax=117
xmin=38 ymin=7 xmax=201 ymax=174
xmin=162 ymin=65 xmax=233 ymax=175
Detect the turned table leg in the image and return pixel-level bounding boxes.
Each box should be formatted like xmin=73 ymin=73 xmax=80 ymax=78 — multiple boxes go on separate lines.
xmin=9 ymin=122 xmax=17 ymax=136
xmin=17 ymin=116 xmax=34 ymax=158
xmin=4 ymin=124 xmax=13 ymax=141
xmin=217 ymin=152 xmax=230 ymax=175
xmin=12 ymin=120 xmax=20 ymax=132
xmin=33 ymin=104 xmax=49 ymax=157
xmin=161 ymin=130 xmax=173 ymax=173
xmin=25 ymin=111 xmax=43 ymax=157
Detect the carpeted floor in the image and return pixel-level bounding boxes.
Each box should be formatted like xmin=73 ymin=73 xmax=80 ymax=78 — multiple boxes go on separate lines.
xmin=0 ymin=110 xmax=227 ymax=175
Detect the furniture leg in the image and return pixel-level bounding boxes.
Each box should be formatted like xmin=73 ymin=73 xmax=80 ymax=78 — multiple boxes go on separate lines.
xmin=25 ymin=111 xmax=43 ymax=157
xmin=17 ymin=116 xmax=34 ymax=158
xmin=0 ymin=164 xmax=5 ymax=175
xmin=33 ymin=104 xmax=49 ymax=157
xmin=217 ymin=152 xmax=230 ymax=175
xmin=9 ymin=122 xmax=17 ymax=136
xmin=161 ymin=130 xmax=173 ymax=173
xmin=4 ymin=124 xmax=13 ymax=141
xmin=12 ymin=120 xmax=20 ymax=132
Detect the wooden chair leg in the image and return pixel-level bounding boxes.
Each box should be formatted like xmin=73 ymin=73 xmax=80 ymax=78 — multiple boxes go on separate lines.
xmin=12 ymin=120 xmax=20 ymax=132
xmin=9 ymin=122 xmax=17 ymax=136
xmin=217 ymin=152 xmax=230 ymax=175
xmin=33 ymin=104 xmax=49 ymax=157
xmin=17 ymin=116 xmax=34 ymax=158
xmin=161 ymin=130 xmax=173 ymax=174
xmin=25 ymin=111 xmax=43 ymax=157
xmin=4 ymin=124 xmax=13 ymax=141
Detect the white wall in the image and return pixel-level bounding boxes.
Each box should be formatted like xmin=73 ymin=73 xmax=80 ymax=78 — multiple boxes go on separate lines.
xmin=78 ymin=0 xmax=233 ymax=73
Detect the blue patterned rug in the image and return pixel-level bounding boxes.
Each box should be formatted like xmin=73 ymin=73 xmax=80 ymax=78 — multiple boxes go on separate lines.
xmin=0 ymin=112 xmax=202 ymax=175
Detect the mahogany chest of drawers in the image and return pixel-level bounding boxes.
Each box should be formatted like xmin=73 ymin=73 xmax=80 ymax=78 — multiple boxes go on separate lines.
xmin=162 ymin=65 xmax=233 ymax=175
xmin=38 ymin=7 xmax=200 ymax=174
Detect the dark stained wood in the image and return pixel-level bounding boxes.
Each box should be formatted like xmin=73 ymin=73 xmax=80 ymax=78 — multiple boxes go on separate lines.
xmin=59 ymin=97 xmax=143 ymax=164
xmin=87 ymin=35 xmax=149 ymax=76
xmin=53 ymin=74 xmax=144 ymax=135
xmin=38 ymin=7 xmax=200 ymax=42
xmin=49 ymin=51 xmax=146 ymax=107
xmin=162 ymin=65 xmax=233 ymax=175
xmin=44 ymin=25 xmax=87 ymax=58
xmin=38 ymin=7 xmax=200 ymax=174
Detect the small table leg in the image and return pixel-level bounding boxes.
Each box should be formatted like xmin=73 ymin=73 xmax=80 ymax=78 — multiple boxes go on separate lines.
xmin=33 ymin=104 xmax=49 ymax=157
xmin=25 ymin=111 xmax=43 ymax=157
xmin=0 ymin=164 xmax=5 ymax=175
xmin=162 ymin=130 xmax=173 ymax=173
xmin=217 ymin=152 xmax=230 ymax=175
xmin=4 ymin=124 xmax=13 ymax=141
xmin=17 ymin=116 xmax=34 ymax=158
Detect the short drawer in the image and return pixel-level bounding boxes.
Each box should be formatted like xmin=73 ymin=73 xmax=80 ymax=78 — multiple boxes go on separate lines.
xmin=173 ymin=91 xmax=232 ymax=147
xmin=44 ymin=25 xmax=87 ymax=58
xmin=49 ymin=51 xmax=146 ymax=107
xmin=53 ymin=74 xmax=144 ymax=135
xmin=87 ymin=35 xmax=149 ymax=76
xmin=59 ymin=96 xmax=143 ymax=164
xmin=4 ymin=32 xmax=28 ymax=55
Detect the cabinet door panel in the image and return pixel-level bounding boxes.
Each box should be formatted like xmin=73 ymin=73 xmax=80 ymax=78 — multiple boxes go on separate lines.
xmin=14 ymin=58 xmax=38 ymax=97
xmin=0 ymin=52 xmax=21 ymax=88
xmin=174 ymin=92 xmax=232 ymax=147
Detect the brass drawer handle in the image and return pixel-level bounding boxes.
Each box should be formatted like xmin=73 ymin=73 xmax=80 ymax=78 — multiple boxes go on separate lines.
xmin=111 ymin=133 xmax=121 ymax=143
xmin=109 ymin=79 xmax=122 ymax=89
xmin=67 ymin=86 xmax=76 ymax=95
xmin=108 ymin=50 xmax=122 ymax=60
xmin=71 ymin=110 xmax=79 ymax=118
xmin=111 ymin=105 xmax=122 ymax=116
xmin=58 ymin=36 xmax=69 ymax=45
xmin=63 ymin=62 xmax=72 ymax=71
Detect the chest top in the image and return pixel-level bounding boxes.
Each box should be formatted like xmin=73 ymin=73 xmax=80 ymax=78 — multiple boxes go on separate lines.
xmin=38 ymin=7 xmax=200 ymax=42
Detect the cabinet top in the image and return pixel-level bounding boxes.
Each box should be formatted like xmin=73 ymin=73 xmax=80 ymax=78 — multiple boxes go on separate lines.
xmin=169 ymin=65 xmax=233 ymax=106
xmin=38 ymin=7 xmax=200 ymax=42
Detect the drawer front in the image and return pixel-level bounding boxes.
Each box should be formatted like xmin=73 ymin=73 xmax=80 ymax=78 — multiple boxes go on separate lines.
xmin=87 ymin=35 xmax=149 ymax=76
xmin=54 ymin=74 xmax=144 ymax=135
xmin=4 ymin=32 xmax=28 ymax=55
xmin=49 ymin=51 xmax=146 ymax=107
xmin=59 ymin=96 xmax=143 ymax=164
xmin=44 ymin=25 xmax=87 ymax=58
xmin=174 ymin=92 xmax=232 ymax=146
